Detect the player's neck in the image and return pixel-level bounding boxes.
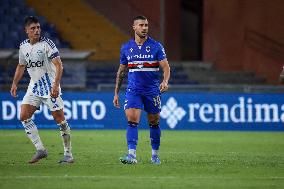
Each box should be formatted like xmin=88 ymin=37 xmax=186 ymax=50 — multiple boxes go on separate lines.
xmin=135 ymin=35 xmax=147 ymax=45
xmin=29 ymin=38 xmax=39 ymax=45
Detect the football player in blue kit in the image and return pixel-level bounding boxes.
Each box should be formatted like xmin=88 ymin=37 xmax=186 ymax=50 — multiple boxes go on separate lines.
xmin=113 ymin=15 xmax=170 ymax=164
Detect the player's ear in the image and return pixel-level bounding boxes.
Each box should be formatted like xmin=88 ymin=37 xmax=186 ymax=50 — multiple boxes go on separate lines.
xmin=25 ymin=26 xmax=28 ymax=35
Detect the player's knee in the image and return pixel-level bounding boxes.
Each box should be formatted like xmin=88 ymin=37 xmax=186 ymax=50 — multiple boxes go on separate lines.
xmin=20 ymin=113 xmax=31 ymax=122
xmin=148 ymin=117 xmax=159 ymax=127
xmin=21 ymin=118 xmax=31 ymax=125
xmin=52 ymin=110 xmax=65 ymax=123
xmin=149 ymin=122 xmax=159 ymax=128
xmin=127 ymin=116 xmax=140 ymax=123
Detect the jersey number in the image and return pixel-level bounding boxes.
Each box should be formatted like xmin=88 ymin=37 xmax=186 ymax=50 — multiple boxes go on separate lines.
xmin=153 ymin=96 xmax=161 ymax=109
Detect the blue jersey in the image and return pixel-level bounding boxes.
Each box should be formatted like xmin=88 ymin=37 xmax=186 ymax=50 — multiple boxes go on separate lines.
xmin=120 ymin=37 xmax=167 ymax=94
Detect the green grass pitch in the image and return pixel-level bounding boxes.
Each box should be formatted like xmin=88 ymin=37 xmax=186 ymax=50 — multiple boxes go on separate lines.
xmin=0 ymin=130 xmax=283 ymax=189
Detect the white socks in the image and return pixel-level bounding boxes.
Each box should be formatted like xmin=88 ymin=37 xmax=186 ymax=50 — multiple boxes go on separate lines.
xmin=58 ymin=120 xmax=72 ymax=157
xmin=128 ymin=149 xmax=136 ymax=158
xmin=22 ymin=119 xmax=72 ymax=157
xmin=128 ymin=150 xmax=158 ymax=158
xmin=22 ymin=119 xmax=45 ymax=151
xmin=152 ymin=149 xmax=159 ymax=156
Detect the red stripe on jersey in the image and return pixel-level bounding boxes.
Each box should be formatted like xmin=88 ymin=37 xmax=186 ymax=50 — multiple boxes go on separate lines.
xmin=143 ymin=62 xmax=159 ymax=67
xmin=128 ymin=64 xmax=136 ymax=68
xmin=128 ymin=62 xmax=159 ymax=68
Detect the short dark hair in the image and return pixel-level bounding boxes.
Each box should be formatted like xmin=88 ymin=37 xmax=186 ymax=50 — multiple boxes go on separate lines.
xmin=133 ymin=15 xmax=147 ymax=22
xmin=24 ymin=16 xmax=39 ymax=27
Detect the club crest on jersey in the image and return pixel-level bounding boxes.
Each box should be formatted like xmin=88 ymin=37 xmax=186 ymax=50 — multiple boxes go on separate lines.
xmin=26 ymin=53 xmax=29 ymax=57
xmin=37 ymin=50 xmax=43 ymax=56
xmin=130 ymin=48 xmax=133 ymax=52
xmin=146 ymin=46 xmax=151 ymax=52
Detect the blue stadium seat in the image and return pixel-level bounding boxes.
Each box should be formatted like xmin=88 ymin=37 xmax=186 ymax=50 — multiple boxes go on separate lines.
xmin=10 ymin=7 xmax=21 ymax=15
xmin=0 ymin=1 xmax=69 ymax=49
xmin=0 ymin=0 xmax=10 ymax=6
xmin=11 ymin=0 xmax=26 ymax=7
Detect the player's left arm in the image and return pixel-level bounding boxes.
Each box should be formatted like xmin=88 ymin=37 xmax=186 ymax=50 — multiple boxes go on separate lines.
xmin=51 ymin=57 xmax=63 ymax=98
xmin=159 ymin=59 xmax=170 ymax=93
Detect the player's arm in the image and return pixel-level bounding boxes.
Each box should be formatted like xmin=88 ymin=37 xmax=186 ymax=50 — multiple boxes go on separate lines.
xmin=10 ymin=64 xmax=26 ymax=97
xmin=113 ymin=64 xmax=127 ymax=108
xmin=51 ymin=57 xmax=63 ymax=98
xmin=159 ymin=59 xmax=170 ymax=93
xmin=280 ymin=67 xmax=284 ymax=83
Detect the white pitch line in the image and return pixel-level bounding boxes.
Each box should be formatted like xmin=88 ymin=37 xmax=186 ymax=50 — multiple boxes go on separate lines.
xmin=0 ymin=175 xmax=177 ymax=180
xmin=0 ymin=176 xmax=283 ymax=180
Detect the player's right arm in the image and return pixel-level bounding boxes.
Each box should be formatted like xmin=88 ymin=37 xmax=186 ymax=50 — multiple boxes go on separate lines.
xmin=113 ymin=64 xmax=127 ymax=108
xmin=280 ymin=67 xmax=284 ymax=83
xmin=113 ymin=44 xmax=128 ymax=108
xmin=10 ymin=64 xmax=26 ymax=97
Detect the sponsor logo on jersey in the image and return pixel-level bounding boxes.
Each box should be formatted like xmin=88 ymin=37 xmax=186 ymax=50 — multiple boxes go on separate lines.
xmin=128 ymin=54 xmax=154 ymax=60
xmin=27 ymin=60 xmax=44 ymax=68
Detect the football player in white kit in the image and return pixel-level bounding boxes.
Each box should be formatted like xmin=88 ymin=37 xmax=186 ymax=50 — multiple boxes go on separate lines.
xmin=10 ymin=16 xmax=74 ymax=164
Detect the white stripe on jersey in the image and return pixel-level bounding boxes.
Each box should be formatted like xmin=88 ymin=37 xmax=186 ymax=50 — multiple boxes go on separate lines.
xmin=128 ymin=60 xmax=158 ymax=65
xmin=129 ymin=68 xmax=159 ymax=72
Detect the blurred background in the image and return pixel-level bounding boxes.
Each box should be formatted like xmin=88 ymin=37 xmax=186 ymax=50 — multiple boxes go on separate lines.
xmin=1 ymin=0 xmax=284 ymax=130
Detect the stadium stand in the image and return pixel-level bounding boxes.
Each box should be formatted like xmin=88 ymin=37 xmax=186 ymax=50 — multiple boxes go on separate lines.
xmin=85 ymin=61 xmax=197 ymax=90
xmin=0 ymin=0 xmax=69 ymax=49
xmin=25 ymin=0 xmax=129 ymax=61
xmin=0 ymin=49 xmax=92 ymax=91
xmin=181 ymin=62 xmax=266 ymax=85
xmin=0 ymin=0 xmax=281 ymax=93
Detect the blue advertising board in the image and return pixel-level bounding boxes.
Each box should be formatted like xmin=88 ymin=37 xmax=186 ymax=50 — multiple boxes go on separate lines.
xmin=1 ymin=91 xmax=284 ymax=131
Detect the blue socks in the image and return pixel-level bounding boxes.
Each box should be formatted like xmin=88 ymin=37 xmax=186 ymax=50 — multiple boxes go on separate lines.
xmin=126 ymin=121 xmax=161 ymax=158
xmin=126 ymin=121 xmax=138 ymax=151
xmin=150 ymin=123 xmax=161 ymax=151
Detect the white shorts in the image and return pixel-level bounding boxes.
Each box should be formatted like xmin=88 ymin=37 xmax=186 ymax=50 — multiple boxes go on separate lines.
xmin=22 ymin=93 xmax=64 ymax=112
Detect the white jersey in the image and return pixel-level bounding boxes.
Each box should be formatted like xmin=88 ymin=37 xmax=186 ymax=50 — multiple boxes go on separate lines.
xmin=19 ymin=37 xmax=61 ymax=98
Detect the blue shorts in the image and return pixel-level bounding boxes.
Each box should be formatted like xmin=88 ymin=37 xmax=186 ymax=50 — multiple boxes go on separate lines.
xmin=124 ymin=89 xmax=161 ymax=114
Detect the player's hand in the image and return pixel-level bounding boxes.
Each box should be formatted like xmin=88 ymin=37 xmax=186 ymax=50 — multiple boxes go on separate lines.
xmin=113 ymin=95 xmax=120 ymax=108
xmin=51 ymin=84 xmax=59 ymax=98
xmin=10 ymin=83 xmax=18 ymax=97
xmin=160 ymin=81 xmax=169 ymax=93
xmin=280 ymin=69 xmax=284 ymax=83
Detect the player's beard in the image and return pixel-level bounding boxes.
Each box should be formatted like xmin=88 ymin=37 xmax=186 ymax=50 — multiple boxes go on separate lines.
xmin=137 ymin=31 xmax=147 ymax=38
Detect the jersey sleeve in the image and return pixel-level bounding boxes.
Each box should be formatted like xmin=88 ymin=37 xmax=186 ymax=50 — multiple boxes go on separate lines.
xmin=18 ymin=48 xmax=27 ymax=65
xmin=120 ymin=44 xmax=128 ymax=65
xmin=157 ymin=43 xmax=167 ymax=61
xmin=45 ymin=39 xmax=60 ymax=60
